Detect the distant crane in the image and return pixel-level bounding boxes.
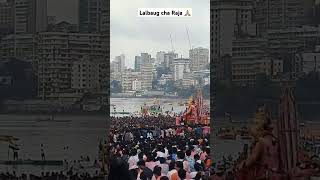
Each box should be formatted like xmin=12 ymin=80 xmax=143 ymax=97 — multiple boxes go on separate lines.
xmin=186 ymin=25 xmax=192 ymax=50
xmin=170 ymin=34 xmax=175 ymax=53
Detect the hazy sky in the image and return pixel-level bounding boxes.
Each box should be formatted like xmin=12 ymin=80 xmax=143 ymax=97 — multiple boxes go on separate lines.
xmin=47 ymin=0 xmax=78 ymax=23
xmin=111 ymin=0 xmax=210 ymax=68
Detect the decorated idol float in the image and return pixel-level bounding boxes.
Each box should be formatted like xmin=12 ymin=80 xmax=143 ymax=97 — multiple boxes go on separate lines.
xmin=176 ymin=90 xmax=210 ymax=126
xmin=235 ymin=85 xmax=320 ymax=180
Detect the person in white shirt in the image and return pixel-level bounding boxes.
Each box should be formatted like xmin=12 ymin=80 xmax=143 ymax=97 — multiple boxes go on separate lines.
xmin=128 ymin=149 xmax=139 ymax=170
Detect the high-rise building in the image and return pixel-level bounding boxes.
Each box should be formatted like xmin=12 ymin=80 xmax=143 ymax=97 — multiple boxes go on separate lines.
xmin=140 ymin=53 xmax=151 ymax=64
xmin=0 ymin=0 xmax=14 ymax=37
xmin=100 ymin=0 xmax=108 ymax=32
xmin=211 ymin=0 xmax=254 ymax=58
xmin=14 ymin=0 xmax=47 ymax=34
xmin=34 ymin=0 xmax=47 ymax=32
xmin=140 ymin=61 xmax=153 ymax=90
xmin=79 ymin=0 xmax=104 ymax=33
xmin=173 ymin=58 xmax=190 ymax=81
xmin=164 ymin=51 xmax=178 ymax=70
xmin=189 ymin=47 xmax=209 ymax=71
xmin=134 ymin=56 xmax=141 ymax=71
xmin=114 ymin=54 xmax=125 ymax=72
xmin=156 ymin=51 xmax=165 ymax=65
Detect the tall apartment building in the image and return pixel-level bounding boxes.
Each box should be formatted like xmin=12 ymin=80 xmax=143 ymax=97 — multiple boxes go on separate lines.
xmin=140 ymin=60 xmax=153 ymax=90
xmin=173 ymin=58 xmax=190 ymax=81
xmin=0 ymin=0 xmax=14 ymax=38
xmin=189 ymin=47 xmax=209 ymax=71
xmin=134 ymin=56 xmax=141 ymax=72
xmin=164 ymin=51 xmax=178 ymax=70
xmin=140 ymin=53 xmax=151 ymax=64
xmin=14 ymin=0 xmax=47 ymax=34
xmin=211 ymin=0 xmax=254 ymax=58
xmin=114 ymin=54 xmax=125 ymax=72
xmin=156 ymin=51 xmax=165 ymax=65
xmin=79 ymin=0 xmax=104 ymax=33
xmin=100 ymin=0 xmax=108 ymax=32
xmin=37 ymin=32 xmax=108 ymax=100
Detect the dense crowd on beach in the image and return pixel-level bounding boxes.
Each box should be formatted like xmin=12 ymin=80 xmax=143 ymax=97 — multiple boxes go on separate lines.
xmin=107 ymin=115 xmax=212 ymax=180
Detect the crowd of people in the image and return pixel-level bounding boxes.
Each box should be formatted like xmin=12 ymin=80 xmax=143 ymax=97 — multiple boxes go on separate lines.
xmin=107 ymin=115 xmax=212 ymax=180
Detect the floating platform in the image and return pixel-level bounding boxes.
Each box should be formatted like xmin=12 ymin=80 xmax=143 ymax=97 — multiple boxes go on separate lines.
xmin=0 ymin=160 xmax=63 ymax=166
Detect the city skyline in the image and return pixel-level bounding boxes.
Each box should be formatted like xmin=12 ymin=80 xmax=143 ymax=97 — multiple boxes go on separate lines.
xmin=111 ymin=0 xmax=210 ymax=68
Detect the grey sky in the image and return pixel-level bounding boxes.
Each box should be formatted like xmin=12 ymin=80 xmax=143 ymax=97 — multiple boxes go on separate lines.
xmin=47 ymin=0 xmax=78 ymax=23
xmin=111 ymin=0 xmax=210 ymax=68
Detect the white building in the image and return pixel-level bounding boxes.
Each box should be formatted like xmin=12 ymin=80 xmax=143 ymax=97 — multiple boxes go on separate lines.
xmin=173 ymin=58 xmax=190 ymax=81
xmin=189 ymin=47 xmax=209 ymax=71
xmin=132 ymin=79 xmax=142 ymax=91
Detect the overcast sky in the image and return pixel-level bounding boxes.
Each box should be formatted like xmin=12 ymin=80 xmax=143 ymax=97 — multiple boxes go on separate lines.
xmin=111 ymin=0 xmax=210 ymax=68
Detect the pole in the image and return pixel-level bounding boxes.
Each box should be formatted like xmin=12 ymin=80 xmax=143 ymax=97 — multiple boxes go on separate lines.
xmin=8 ymin=144 xmax=9 ymax=161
